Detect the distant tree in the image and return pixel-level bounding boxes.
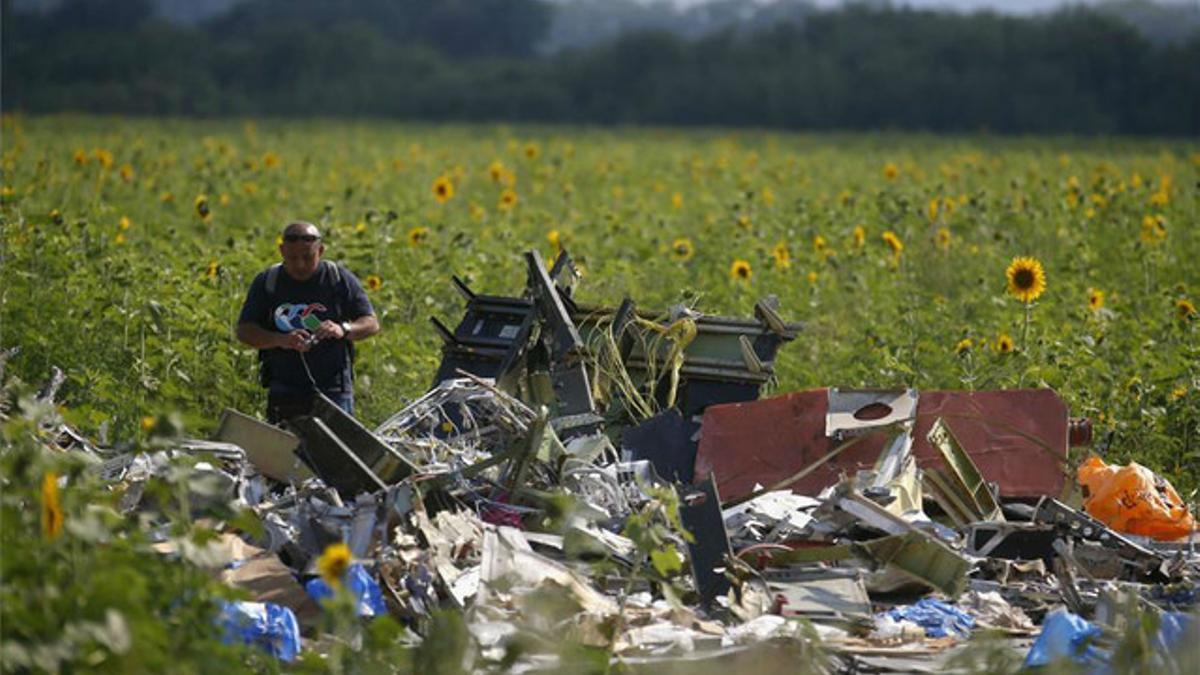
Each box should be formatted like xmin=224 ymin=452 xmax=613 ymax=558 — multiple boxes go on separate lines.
xmin=2 ymin=0 xmax=1196 ymax=134
xmin=48 ymin=0 xmax=157 ymax=31
xmin=204 ymin=0 xmax=551 ymax=59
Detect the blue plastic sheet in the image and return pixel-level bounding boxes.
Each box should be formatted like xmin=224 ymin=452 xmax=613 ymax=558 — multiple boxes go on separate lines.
xmin=1153 ymin=612 xmax=1194 ymax=657
xmin=1024 ymin=609 xmax=1196 ymax=672
xmin=305 ymin=563 xmax=388 ymax=618
xmin=884 ymin=598 xmax=975 ymax=639
xmin=1024 ymin=608 xmax=1105 ymax=669
xmin=217 ymin=600 xmax=301 ymax=661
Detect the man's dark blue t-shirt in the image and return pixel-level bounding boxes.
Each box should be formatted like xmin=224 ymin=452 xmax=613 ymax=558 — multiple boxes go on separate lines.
xmin=237 ymin=261 xmax=374 ymax=394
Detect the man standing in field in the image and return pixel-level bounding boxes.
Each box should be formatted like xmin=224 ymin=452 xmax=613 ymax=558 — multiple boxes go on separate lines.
xmin=236 ymin=221 xmax=380 ymax=423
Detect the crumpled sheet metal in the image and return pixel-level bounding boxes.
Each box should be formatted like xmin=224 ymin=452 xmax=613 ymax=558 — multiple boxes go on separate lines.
xmin=694 ymin=388 xmax=1069 ymax=502
xmin=374 ymin=378 xmax=536 ymax=472
xmin=479 ymin=525 xmax=618 ymax=615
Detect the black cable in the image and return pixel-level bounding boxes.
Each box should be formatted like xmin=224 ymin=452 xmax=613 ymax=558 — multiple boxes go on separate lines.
xmin=299 ymin=347 xmax=319 ymax=391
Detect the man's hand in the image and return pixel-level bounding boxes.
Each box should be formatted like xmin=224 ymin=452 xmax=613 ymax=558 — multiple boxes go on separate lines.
xmin=312 ymin=320 xmax=345 ymax=342
xmin=279 ymin=329 xmax=315 ymax=352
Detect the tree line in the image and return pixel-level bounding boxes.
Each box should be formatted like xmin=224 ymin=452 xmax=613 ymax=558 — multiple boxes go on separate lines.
xmin=3 ymin=0 xmax=1198 ymax=134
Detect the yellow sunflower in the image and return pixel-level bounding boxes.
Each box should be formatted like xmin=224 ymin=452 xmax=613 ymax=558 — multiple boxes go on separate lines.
xmin=935 ymin=227 xmax=951 ymax=251
xmin=498 ymin=188 xmax=518 ymax=212
xmin=408 ymin=226 xmax=430 ymax=247
xmin=205 ymin=260 xmax=219 ymax=280
xmin=317 ymin=542 xmax=352 ymax=588
xmin=671 ymin=192 xmax=684 ymax=209
xmin=1087 ymin=288 xmax=1104 ymax=312
xmin=1177 ymin=298 xmax=1197 ymax=320
xmin=432 ymin=175 xmax=454 ymax=204
xmin=195 ymin=194 xmax=210 ymax=220
xmin=1140 ymin=214 xmax=1167 ymax=243
xmin=852 ymin=225 xmax=866 ymax=250
xmin=882 ymin=231 xmax=904 ymax=257
xmin=524 ymin=143 xmax=540 ymax=160
xmin=547 ymin=229 xmax=561 ymax=251
xmin=771 ymin=242 xmax=791 ymax=269
xmin=365 ymin=274 xmax=382 ymax=292
xmin=141 ymin=415 xmax=156 ymax=432
xmin=41 ymin=472 xmax=63 ymax=541
xmin=1005 ymin=256 xmax=1046 ymax=303
xmin=488 ymin=160 xmax=505 ymax=183
xmin=995 ymin=333 xmax=1015 ymax=354
xmin=883 ymin=162 xmax=899 ymax=181
xmin=954 ymin=337 xmax=973 ymax=355
xmin=813 ymin=235 xmax=827 ymax=253
xmin=670 ymin=237 xmax=694 ymax=261
xmin=730 ymin=259 xmax=752 ymax=282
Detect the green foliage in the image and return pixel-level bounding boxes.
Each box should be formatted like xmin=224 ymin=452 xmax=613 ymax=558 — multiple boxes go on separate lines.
xmin=2 ymin=116 xmax=1196 ymax=492
xmin=0 ymin=383 xmax=266 ymax=672
xmin=291 ymin=586 xmax=417 ymax=674
xmin=413 ymin=609 xmax=471 ymax=675
xmin=622 ymin=484 xmax=693 ymax=590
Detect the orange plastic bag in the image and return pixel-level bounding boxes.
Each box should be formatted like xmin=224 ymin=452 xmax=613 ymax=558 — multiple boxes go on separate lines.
xmin=1076 ymin=456 xmax=1196 ymax=541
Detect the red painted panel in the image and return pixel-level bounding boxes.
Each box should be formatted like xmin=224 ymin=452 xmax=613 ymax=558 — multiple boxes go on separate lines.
xmin=694 ymin=388 xmax=1069 ymax=503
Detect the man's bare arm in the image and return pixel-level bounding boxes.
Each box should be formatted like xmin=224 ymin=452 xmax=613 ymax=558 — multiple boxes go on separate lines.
xmin=346 ymin=315 xmax=380 ymax=341
xmin=312 ymin=315 xmax=380 ymax=342
xmin=237 ymin=322 xmax=313 ymax=352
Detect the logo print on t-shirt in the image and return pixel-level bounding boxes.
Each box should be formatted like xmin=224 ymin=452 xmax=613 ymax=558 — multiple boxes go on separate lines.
xmin=274 ymin=303 xmax=328 ymax=332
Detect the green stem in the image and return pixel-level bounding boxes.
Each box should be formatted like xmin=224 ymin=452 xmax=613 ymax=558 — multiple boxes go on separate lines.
xmin=1021 ymin=302 xmax=1032 ymax=354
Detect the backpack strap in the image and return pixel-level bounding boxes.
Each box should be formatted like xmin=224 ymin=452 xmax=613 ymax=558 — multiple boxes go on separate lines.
xmin=325 ymin=259 xmax=343 ymax=286
xmin=321 ymin=260 xmax=356 ymax=386
xmin=265 ymin=263 xmax=282 ymax=295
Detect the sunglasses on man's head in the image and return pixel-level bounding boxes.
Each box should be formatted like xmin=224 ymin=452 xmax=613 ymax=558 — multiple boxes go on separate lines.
xmin=283 ymin=234 xmax=321 ymax=243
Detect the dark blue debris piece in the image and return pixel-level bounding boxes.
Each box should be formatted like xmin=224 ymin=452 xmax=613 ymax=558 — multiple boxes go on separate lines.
xmin=621 ymin=408 xmax=697 ymax=483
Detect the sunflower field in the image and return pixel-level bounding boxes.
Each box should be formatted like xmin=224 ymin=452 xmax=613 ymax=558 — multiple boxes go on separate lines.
xmin=1 ymin=115 xmax=1198 ymax=494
